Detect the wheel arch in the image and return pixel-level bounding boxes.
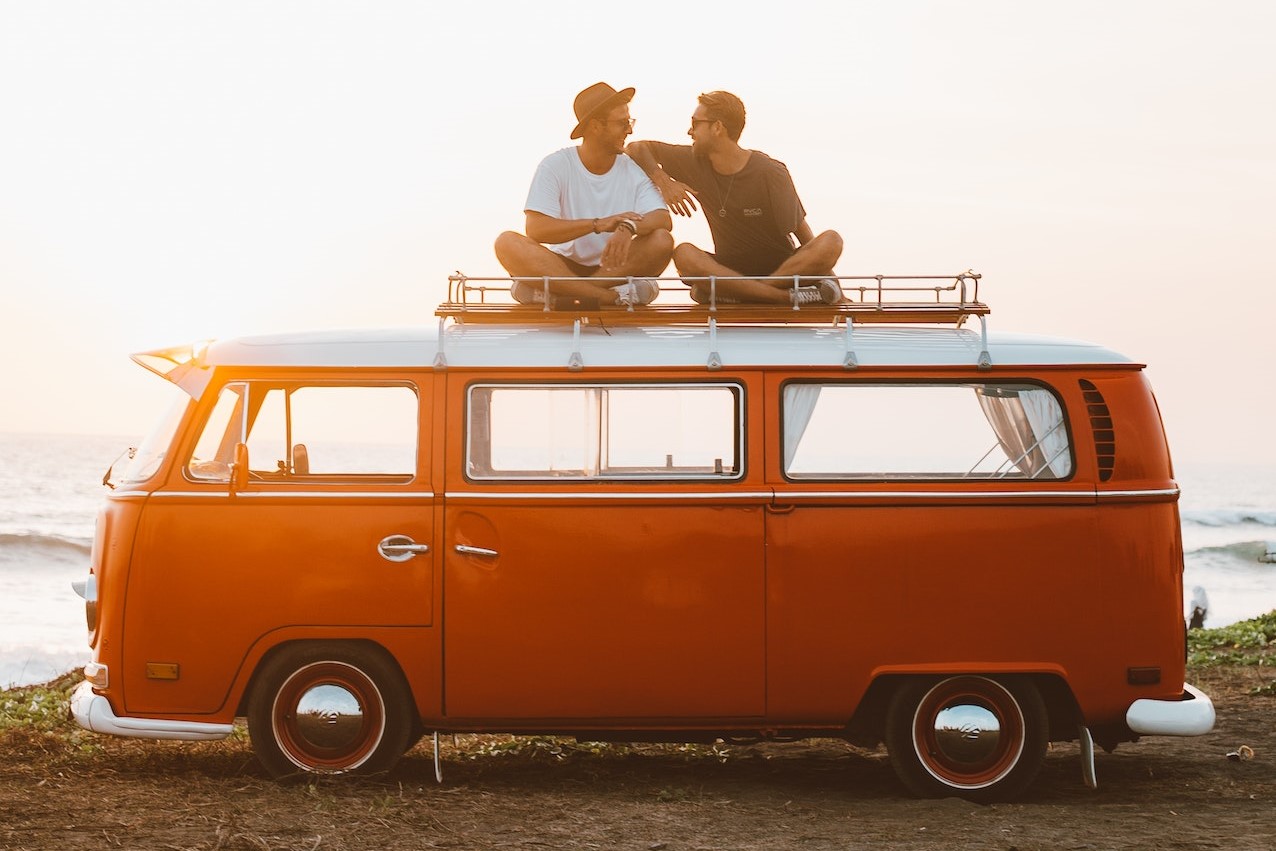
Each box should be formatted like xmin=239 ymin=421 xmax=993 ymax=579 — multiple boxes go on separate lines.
xmin=848 ymin=670 xmax=1081 ymax=744
xmin=236 ymin=636 xmax=414 ymax=718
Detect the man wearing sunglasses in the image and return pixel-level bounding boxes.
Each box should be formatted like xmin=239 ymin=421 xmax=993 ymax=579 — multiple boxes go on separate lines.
xmin=495 ymin=82 xmax=673 ymax=308
xmin=627 ymin=91 xmax=843 ymax=306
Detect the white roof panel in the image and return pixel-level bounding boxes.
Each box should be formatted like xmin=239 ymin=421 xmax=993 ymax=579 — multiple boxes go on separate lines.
xmin=196 ymin=323 xmax=1136 ymax=371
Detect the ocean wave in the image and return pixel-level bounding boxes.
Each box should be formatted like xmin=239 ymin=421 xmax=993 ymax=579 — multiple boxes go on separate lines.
xmin=0 ymin=532 xmax=92 ymax=556
xmin=1181 ymin=509 xmax=1276 ymax=528
xmin=1184 ymin=540 xmax=1274 ymax=562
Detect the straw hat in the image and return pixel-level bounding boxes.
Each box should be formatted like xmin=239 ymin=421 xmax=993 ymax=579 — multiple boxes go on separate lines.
xmin=570 ymin=82 xmax=636 ymax=139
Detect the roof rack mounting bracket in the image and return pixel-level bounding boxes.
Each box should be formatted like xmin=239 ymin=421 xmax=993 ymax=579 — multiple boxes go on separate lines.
xmin=432 ymin=317 xmax=448 ymax=369
xmin=568 ymin=319 xmax=584 ymax=371
xmin=842 ymin=316 xmax=858 ymax=369
xmin=977 ymin=315 xmax=992 ymax=369
xmin=707 ymin=318 xmax=722 ymax=370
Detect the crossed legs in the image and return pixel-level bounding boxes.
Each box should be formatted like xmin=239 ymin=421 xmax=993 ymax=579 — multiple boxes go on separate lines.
xmin=674 ymin=230 xmax=844 ymax=304
xmin=494 ymin=230 xmax=674 ymax=304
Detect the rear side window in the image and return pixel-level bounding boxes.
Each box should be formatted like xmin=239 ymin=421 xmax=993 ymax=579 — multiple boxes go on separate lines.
xmin=467 ymin=383 xmax=742 ymax=480
xmin=187 ymin=383 xmax=418 ymax=482
xmin=783 ymin=382 xmax=1072 ymax=480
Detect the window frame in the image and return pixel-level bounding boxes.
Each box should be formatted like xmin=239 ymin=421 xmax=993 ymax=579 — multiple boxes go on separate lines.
xmin=182 ymin=378 xmax=422 ymax=486
xmin=463 ymin=379 xmax=747 ymax=483
xmin=778 ymin=378 xmax=1076 ymax=484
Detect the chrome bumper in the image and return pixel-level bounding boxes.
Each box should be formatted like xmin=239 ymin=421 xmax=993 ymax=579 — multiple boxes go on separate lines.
xmin=70 ymin=680 xmax=233 ymax=741
xmin=1126 ymin=682 xmax=1215 ymax=736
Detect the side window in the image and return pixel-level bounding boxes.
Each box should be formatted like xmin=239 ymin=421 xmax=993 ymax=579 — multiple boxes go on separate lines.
xmin=467 ymin=383 xmax=741 ymax=480
xmin=783 ymin=382 xmax=1073 ymax=480
xmin=187 ymin=383 xmax=418 ymax=482
xmin=187 ymin=383 xmax=247 ymax=481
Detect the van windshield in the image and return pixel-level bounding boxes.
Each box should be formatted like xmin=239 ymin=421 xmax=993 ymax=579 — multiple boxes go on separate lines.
xmin=109 ymin=395 xmax=190 ymax=486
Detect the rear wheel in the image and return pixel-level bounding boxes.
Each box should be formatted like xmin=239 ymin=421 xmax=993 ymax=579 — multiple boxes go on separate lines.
xmin=885 ymin=675 xmax=1047 ymax=802
xmin=247 ymin=643 xmax=412 ymax=779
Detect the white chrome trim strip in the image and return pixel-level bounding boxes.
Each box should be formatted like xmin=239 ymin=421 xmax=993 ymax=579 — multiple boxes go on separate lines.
xmin=71 ymin=681 xmax=233 ymax=741
xmin=777 ymin=487 xmax=1175 ymax=500
xmin=1097 ymin=488 xmax=1180 ymax=498
xmin=151 ymin=491 xmax=435 ymax=499
xmin=775 ymin=489 xmax=1094 ymax=500
xmin=145 ymin=487 xmax=1175 ymax=501
xmin=446 ymin=491 xmax=773 ymax=500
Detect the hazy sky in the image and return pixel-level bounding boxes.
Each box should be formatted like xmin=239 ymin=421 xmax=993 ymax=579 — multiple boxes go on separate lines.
xmin=1 ymin=1 xmax=1273 ymax=467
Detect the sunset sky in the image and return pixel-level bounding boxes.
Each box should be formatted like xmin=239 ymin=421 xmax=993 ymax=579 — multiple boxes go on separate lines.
xmin=2 ymin=1 xmax=1273 ymax=467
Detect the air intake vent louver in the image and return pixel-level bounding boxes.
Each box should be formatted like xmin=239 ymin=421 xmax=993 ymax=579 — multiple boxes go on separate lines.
xmin=1079 ymin=379 xmax=1115 ymax=482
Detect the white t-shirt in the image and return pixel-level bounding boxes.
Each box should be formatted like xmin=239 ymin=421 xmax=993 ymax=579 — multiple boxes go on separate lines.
xmin=524 ymin=147 xmax=666 ymax=266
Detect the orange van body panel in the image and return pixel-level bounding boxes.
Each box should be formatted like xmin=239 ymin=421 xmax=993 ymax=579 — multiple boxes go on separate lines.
xmin=80 ymin=354 xmax=1190 ymax=739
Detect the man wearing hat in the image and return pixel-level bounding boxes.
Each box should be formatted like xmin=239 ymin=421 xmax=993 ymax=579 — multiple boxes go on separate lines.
xmin=627 ymin=90 xmax=844 ymax=306
xmin=495 ymin=82 xmax=673 ymax=307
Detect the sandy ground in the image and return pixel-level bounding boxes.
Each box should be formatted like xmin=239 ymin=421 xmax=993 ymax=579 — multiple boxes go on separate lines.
xmin=1 ymin=665 xmax=1272 ymax=851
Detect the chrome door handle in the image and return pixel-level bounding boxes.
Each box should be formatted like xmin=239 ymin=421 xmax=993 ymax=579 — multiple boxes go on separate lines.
xmin=378 ymin=535 xmax=431 ymax=563
xmin=454 ymin=544 xmax=499 ymax=558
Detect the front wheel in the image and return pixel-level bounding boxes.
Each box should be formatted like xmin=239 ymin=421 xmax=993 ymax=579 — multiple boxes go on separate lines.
xmin=247 ymin=643 xmax=412 ymax=779
xmin=884 ymin=675 xmax=1047 ymax=802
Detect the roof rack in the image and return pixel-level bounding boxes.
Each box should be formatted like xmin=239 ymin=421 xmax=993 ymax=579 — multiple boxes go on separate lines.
xmin=434 ymin=272 xmax=991 ymax=371
xmin=437 ymin=271 xmax=986 ymax=328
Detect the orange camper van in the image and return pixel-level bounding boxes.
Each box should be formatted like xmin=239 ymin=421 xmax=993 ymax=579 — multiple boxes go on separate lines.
xmin=71 ymin=273 xmax=1213 ymax=801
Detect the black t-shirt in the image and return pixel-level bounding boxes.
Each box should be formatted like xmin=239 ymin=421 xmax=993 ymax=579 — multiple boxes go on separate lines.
xmin=648 ymin=143 xmax=806 ymax=275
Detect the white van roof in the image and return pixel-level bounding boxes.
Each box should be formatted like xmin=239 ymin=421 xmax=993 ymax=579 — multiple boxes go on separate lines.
xmin=131 ymin=275 xmax=1140 ymax=396
xmin=196 ymin=323 xmax=1136 ymax=370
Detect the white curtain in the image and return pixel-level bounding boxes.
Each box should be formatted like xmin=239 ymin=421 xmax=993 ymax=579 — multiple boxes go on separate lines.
xmin=783 ymin=385 xmax=822 ymax=469
xmin=1020 ymin=388 xmax=1071 ymax=478
xmin=976 ymin=386 xmax=1071 ymax=479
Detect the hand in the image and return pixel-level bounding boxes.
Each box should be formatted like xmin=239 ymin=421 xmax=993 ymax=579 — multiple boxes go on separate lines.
xmin=599 ymin=226 xmax=633 ymax=271
xmin=595 ymin=212 xmax=642 ymax=234
xmin=656 ymin=175 xmax=699 ymax=217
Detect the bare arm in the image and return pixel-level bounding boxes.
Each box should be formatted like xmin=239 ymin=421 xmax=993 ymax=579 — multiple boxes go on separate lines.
xmin=635 ymin=208 xmax=672 ymax=235
xmin=525 ymin=210 xmax=644 ymax=245
xmin=626 ymin=142 xmax=699 ymax=217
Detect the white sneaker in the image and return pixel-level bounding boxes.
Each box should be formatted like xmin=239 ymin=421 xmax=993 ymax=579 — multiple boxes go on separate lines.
xmin=613 ymin=279 xmax=659 ymax=307
xmin=790 ymin=285 xmax=823 ymax=306
xmin=816 ymin=278 xmax=844 ymax=304
xmin=510 ymin=281 xmax=546 ymax=305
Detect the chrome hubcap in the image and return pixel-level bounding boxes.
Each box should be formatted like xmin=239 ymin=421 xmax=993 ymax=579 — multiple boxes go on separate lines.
xmin=293 ymin=683 xmax=365 ymax=751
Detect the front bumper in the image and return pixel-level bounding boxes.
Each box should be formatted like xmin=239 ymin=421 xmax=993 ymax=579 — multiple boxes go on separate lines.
xmin=70 ymin=680 xmax=233 ymax=741
xmin=1126 ymin=682 xmax=1215 ymax=736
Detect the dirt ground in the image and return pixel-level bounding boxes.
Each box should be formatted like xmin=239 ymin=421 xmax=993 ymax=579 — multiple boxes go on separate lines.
xmin=1 ymin=665 xmax=1272 ymax=851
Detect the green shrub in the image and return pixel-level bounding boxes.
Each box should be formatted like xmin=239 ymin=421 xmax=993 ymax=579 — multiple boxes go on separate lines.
xmin=0 ymin=671 xmax=81 ymax=732
xmin=1187 ymin=610 xmax=1276 ymax=667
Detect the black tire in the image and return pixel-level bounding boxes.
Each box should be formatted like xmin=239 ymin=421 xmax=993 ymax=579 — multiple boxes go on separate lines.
xmin=247 ymin=642 xmax=413 ymax=779
xmin=884 ymin=675 xmax=1048 ymax=802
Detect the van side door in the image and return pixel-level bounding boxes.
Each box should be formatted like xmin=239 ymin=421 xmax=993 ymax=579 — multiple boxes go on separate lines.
xmin=442 ymin=375 xmax=767 ymax=722
xmin=121 ymin=375 xmax=434 ymax=715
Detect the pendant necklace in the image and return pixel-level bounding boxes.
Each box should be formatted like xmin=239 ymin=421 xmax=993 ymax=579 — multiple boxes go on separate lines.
xmin=717 ymin=171 xmax=736 ymax=218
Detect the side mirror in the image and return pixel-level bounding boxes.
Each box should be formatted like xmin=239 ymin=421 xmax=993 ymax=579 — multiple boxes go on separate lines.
xmin=230 ymin=443 xmax=250 ymax=493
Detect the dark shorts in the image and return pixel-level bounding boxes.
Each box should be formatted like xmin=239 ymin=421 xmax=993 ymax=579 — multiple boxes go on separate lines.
xmin=706 ymin=250 xmax=791 ymax=278
xmin=551 ymin=254 xmax=601 ymax=277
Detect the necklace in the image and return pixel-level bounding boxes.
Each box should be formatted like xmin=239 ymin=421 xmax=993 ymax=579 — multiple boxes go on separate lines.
xmin=716 ymin=170 xmax=736 ymax=218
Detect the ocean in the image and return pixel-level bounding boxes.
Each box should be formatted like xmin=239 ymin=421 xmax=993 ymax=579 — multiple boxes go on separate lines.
xmin=1 ymin=432 xmax=1273 ymax=688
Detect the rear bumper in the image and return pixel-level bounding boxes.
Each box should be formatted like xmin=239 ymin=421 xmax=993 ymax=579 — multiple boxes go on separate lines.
xmin=1126 ymin=682 xmax=1215 ymax=736
xmin=70 ymin=681 xmax=233 ymax=741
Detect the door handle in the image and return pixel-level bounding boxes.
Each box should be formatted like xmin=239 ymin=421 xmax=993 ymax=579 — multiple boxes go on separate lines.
xmin=454 ymin=544 xmax=499 ymax=558
xmin=377 ymin=535 xmax=431 ymax=563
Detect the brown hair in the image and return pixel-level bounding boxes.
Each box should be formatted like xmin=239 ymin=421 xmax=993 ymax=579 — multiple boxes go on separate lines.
xmin=697 ymin=91 xmax=746 ymax=142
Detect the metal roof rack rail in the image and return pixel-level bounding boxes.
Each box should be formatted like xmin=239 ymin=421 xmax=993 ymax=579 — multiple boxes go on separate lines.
xmin=437 ymin=271 xmax=986 ymax=328
xmin=436 ymin=272 xmax=991 ymax=369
